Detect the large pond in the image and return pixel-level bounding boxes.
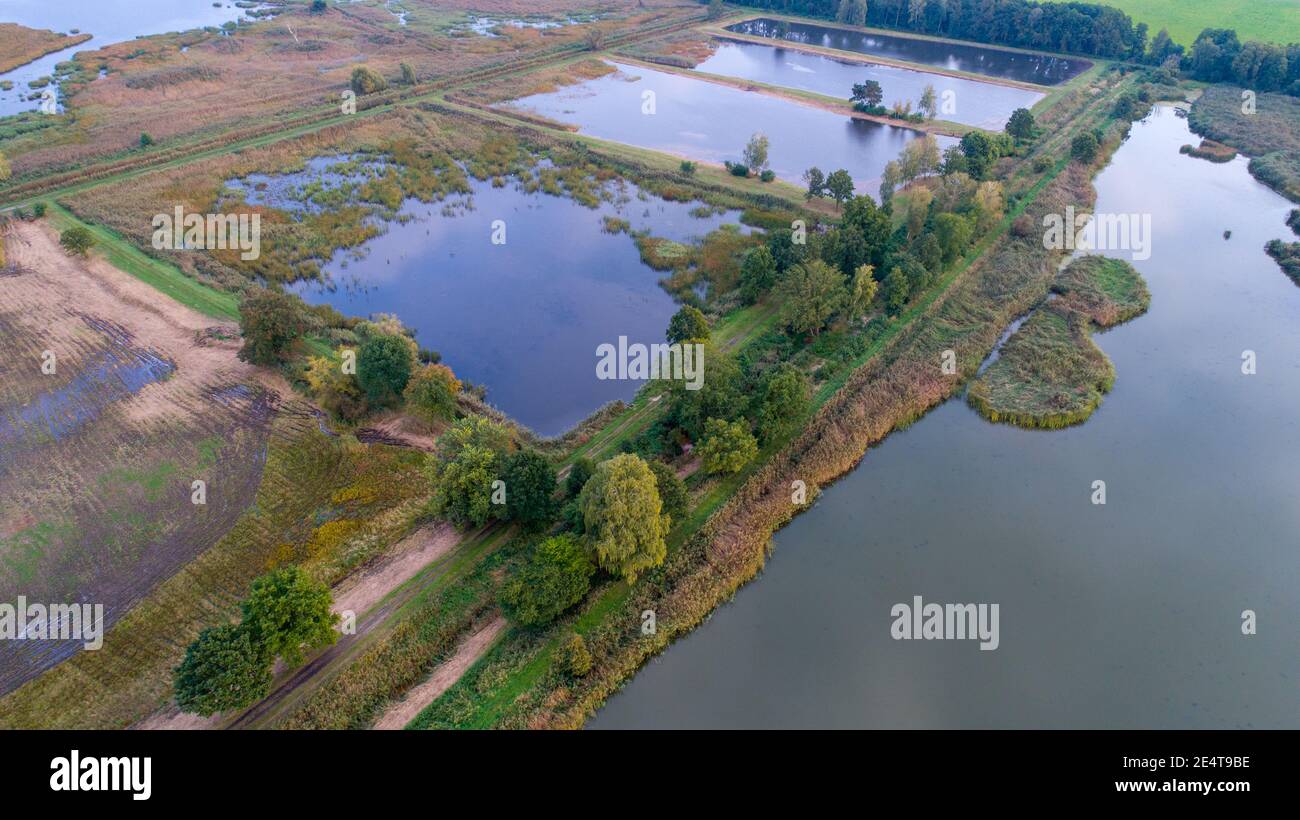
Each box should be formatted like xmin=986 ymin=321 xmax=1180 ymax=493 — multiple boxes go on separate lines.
xmin=231 ymin=157 xmax=744 ymax=436
xmin=727 ymin=17 xmax=1089 ymax=86
xmin=696 ymin=41 xmax=1043 ymax=131
xmin=0 ymin=0 xmax=270 ymax=116
xmin=590 ymin=105 xmax=1300 ymax=729
xmin=510 ymin=61 xmax=955 ymax=195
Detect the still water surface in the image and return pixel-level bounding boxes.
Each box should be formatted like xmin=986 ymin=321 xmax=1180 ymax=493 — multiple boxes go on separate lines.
xmin=696 ymin=41 xmax=1044 ymax=131
xmin=512 ymin=61 xmax=954 ymax=195
xmin=591 ymin=105 xmax=1300 ymax=729
xmin=727 ymin=17 xmax=1089 ymax=86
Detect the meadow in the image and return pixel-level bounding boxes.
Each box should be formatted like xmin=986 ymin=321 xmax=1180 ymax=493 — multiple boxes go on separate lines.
xmin=1043 ymin=0 xmax=1300 ymax=46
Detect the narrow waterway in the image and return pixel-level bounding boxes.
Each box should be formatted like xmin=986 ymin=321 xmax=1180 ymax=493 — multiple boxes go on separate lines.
xmin=590 ymin=105 xmax=1300 ymax=729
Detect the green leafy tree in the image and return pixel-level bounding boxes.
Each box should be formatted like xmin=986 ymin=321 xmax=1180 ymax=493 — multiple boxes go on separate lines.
xmin=58 ymin=226 xmax=95 ymax=257
xmin=139 ymin=132 xmax=155 ymax=148
xmin=350 ymin=65 xmax=387 ymax=95
xmin=933 ymin=212 xmax=973 ymax=265
xmin=850 ymin=79 xmax=883 ymax=108
xmin=579 ymin=454 xmax=668 ymax=583
xmin=310 ymin=0 xmax=328 ymax=12
xmin=241 ymin=567 xmax=339 ymax=669
xmin=802 ymin=166 xmax=826 ymax=200
xmin=739 ymin=245 xmax=777 ymax=304
xmin=849 ymin=263 xmax=878 ymax=316
xmin=173 ymin=624 xmax=272 ymax=716
xmin=358 ymin=333 xmax=414 ymax=406
xmin=498 ymin=535 xmax=595 ymax=626
xmin=400 ymin=62 xmax=416 ymax=85
xmin=1006 ymin=107 xmax=1036 ymax=140
xmin=647 ymin=459 xmax=688 ymax=524
xmin=918 ymin=84 xmax=937 ymax=119
xmin=960 ymin=130 xmax=997 ymax=179
xmin=742 ymin=132 xmax=770 ymax=173
xmin=1071 ymin=132 xmax=1100 ymax=164
xmin=699 ymin=417 xmax=757 ymax=475
xmin=430 ymin=416 xmax=514 ymax=529
xmin=666 ymin=304 xmax=709 ymax=344
xmin=503 ymin=449 xmax=557 ymax=528
xmin=755 ymin=364 xmax=810 ymax=442
xmin=404 ymin=363 xmax=460 ymax=424
xmin=775 ymin=258 xmax=848 ymax=337
xmin=883 ymin=264 xmax=911 ymax=314
xmin=237 ymin=287 xmax=305 ymax=365
xmin=825 ymin=168 xmax=855 ymax=205
xmin=566 ymin=457 xmax=595 ymax=498
xmin=665 ymin=343 xmax=746 ymax=439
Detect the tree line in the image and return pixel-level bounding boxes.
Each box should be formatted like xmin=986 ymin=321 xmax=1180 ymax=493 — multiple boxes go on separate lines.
xmin=725 ymin=0 xmax=1300 ymax=96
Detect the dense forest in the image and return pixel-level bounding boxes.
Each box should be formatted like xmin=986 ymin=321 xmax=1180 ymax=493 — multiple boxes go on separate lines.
xmin=725 ymin=0 xmax=1300 ymax=95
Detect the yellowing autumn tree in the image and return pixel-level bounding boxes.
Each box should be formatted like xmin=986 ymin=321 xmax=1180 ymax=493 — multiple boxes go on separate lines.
xmin=579 ymin=454 xmax=668 ymax=583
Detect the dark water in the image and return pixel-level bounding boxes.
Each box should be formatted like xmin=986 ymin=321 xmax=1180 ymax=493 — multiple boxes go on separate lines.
xmin=512 ymin=61 xmax=955 ymax=195
xmin=697 ymin=41 xmax=1043 ymax=131
xmin=0 ymin=0 xmax=269 ymax=116
xmin=590 ymin=105 xmax=1300 ymax=729
xmin=727 ymin=18 xmax=1088 ymax=86
xmin=242 ymin=160 xmax=743 ymax=436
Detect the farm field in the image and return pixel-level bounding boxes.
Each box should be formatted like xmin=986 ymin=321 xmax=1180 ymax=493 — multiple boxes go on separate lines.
xmin=1043 ymin=0 xmax=1300 ymax=46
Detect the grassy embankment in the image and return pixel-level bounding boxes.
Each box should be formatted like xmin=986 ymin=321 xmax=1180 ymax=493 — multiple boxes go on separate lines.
xmin=401 ymin=67 xmax=1141 ymax=730
xmin=967 ymin=256 xmax=1150 ymax=428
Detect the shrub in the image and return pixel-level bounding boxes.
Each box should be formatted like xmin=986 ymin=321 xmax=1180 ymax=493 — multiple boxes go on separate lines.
xmin=699 ymin=417 xmax=758 ymax=475
xmin=759 ymin=169 xmax=775 ymax=182
xmin=564 ymin=633 xmax=592 ymax=676
xmin=173 ymin=624 xmax=271 ymax=717
xmin=647 ymin=460 xmax=688 ymax=524
xmin=403 ymin=363 xmax=460 ymax=424
xmin=679 ymin=160 xmax=697 ymax=175
xmin=1071 ymin=132 xmax=1099 ymax=164
xmin=350 ymin=65 xmax=387 ymax=96
xmin=502 ymin=449 xmax=557 ymax=528
xmin=357 ymin=334 xmax=414 ymax=406
xmin=139 ymin=132 xmax=154 ymax=147
xmin=666 ymin=305 xmax=709 ymax=344
xmin=32 ymin=202 xmax=46 ymax=218
xmin=238 ymin=287 xmax=305 ymax=365
xmin=58 ymin=226 xmax=95 ymax=256
xmin=498 ymin=535 xmax=595 ymax=626
xmin=566 ymin=457 xmax=594 ymax=498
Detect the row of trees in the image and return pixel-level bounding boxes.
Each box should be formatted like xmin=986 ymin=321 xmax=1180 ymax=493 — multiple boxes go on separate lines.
xmin=173 ymin=567 xmax=338 ymax=716
xmin=850 ymin=78 xmax=941 ymax=122
xmin=740 ymin=1 xmax=1300 ymax=96
xmin=737 ymin=0 xmax=1148 ymax=59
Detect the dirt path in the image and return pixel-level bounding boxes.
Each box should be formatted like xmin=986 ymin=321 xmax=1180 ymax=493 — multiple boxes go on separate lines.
xmin=331 ymin=523 xmax=460 ymax=619
xmin=371 ymin=615 xmax=506 ymax=730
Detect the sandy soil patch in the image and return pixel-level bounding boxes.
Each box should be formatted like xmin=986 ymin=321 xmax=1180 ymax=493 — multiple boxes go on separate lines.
xmin=332 ymin=522 xmax=461 ymax=618
xmin=371 ymin=615 xmax=506 ymax=730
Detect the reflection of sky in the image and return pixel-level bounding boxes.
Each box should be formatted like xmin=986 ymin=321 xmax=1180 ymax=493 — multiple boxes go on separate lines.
xmin=250 ymin=163 xmax=745 ymax=435
xmin=513 ymin=61 xmax=954 ymax=195
xmin=697 ymin=42 xmax=1043 ymax=130
xmin=591 ymin=104 xmax=1300 ymax=731
xmin=0 ymin=0 xmax=270 ymax=115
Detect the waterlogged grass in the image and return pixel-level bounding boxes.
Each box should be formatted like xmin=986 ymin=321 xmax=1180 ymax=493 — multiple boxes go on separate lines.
xmin=968 ymin=255 xmax=1149 ymax=428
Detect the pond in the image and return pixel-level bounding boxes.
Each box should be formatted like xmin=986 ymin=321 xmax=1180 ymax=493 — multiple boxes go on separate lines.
xmin=0 ymin=0 xmax=271 ymax=116
xmin=727 ymin=17 xmax=1089 ymax=86
xmin=509 ymin=61 xmax=955 ymax=195
xmin=696 ymin=41 xmax=1044 ymax=131
xmin=590 ymin=104 xmax=1300 ymax=729
xmin=231 ymin=157 xmax=746 ymax=436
